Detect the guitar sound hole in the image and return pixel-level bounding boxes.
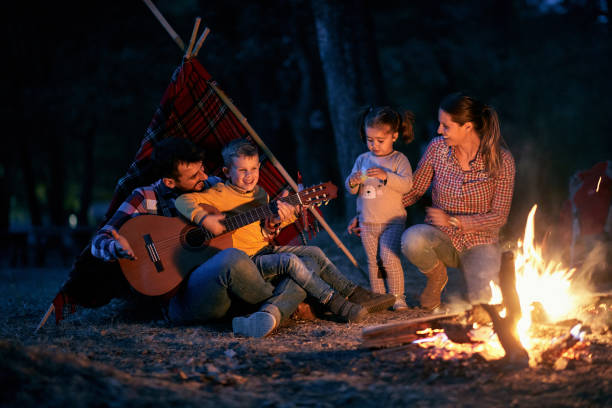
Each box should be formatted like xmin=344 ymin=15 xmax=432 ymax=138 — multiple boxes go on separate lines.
xmin=184 ymin=227 xmax=206 ymax=247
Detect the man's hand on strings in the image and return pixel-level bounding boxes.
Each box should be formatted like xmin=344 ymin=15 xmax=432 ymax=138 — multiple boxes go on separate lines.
xmin=111 ymin=229 xmax=137 ymax=260
xmin=201 ymin=213 xmax=227 ymax=236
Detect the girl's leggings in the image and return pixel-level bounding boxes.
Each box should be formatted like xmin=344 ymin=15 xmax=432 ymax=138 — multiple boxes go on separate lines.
xmin=360 ymin=222 xmax=405 ymax=295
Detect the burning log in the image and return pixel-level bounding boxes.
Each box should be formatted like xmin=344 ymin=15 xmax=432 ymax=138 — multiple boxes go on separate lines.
xmin=362 ymin=313 xmax=460 ymax=348
xmin=480 ymin=251 xmax=529 ymax=369
xmin=539 ymin=324 xmax=591 ymax=369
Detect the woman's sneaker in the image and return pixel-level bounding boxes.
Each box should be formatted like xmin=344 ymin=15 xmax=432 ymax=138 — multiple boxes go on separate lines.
xmin=392 ymin=295 xmax=409 ymax=311
xmin=232 ymin=311 xmax=277 ymax=338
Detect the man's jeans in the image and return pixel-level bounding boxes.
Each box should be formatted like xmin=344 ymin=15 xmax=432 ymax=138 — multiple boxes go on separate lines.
xmin=168 ymin=248 xmax=276 ymax=324
xmin=168 ymin=246 xmax=358 ymax=324
xmin=400 ymin=224 xmax=501 ymax=303
xmin=254 ymin=246 xmax=357 ymax=321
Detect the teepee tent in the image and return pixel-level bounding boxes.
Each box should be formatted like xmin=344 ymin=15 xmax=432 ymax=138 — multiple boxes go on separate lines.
xmin=36 ymin=3 xmax=360 ymax=331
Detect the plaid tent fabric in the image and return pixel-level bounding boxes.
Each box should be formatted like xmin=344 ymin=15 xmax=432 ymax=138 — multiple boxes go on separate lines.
xmin=106 ymin=57 xmax=316 ymax=243
xmin=47 ymin=58 xmax=318 ymax=326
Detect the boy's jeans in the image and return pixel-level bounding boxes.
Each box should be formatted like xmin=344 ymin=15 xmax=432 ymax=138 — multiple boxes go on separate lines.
xmin=400 ymin=224 xmax=501 ymax=303
xmin=254 ymin=245 xmax=358 ymax=321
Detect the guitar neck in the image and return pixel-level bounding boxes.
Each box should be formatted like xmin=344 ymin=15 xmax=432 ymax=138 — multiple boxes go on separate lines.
xmin=222 ymin=194 xmax=302 ymax=232
xmin=198 ymin=193 xmax=302 ymax=241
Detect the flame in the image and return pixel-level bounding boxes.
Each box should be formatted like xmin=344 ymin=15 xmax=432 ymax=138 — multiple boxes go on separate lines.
xmin=513 ymin=205 xmax=581 ymax=349
xmin=405 ymin=204 xmax=595 ymax=364
xmin=414 ymin=326 xmax=506 ymax=361
xmin=489 ymin=281 xmax=503 ymax=304
xmin=410 ymin=204 xmax=591 ymax=364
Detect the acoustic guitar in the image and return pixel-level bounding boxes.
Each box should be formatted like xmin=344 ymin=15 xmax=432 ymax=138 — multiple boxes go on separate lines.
xmin=117 ymin=182 xmax=337 ymax=296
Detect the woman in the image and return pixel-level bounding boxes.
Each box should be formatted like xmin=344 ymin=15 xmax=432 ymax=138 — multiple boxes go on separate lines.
xmin=349 ymin=92 xmax=516 ymax=310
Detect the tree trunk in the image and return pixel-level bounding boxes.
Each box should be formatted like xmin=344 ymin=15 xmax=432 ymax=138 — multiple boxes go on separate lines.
xmin=287 ymin=6 xmax=327 ymax=187
xmin=310 ymin=0 xmax=385 ymax=215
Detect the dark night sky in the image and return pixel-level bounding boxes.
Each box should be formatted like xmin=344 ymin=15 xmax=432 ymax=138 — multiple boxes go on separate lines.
xmin=4 ymin=0 xmax=612 ymax=246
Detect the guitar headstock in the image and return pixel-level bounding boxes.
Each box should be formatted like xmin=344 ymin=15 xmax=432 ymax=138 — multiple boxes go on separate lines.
xmin=298 ymin=182 xmax=338 ymax=207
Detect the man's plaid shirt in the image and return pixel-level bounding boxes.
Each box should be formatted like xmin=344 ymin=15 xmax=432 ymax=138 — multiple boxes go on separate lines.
xmin=402 ymin=137 xmax=515 ymax=252
xmin=91 ymin=177 xmax=221 ymax=261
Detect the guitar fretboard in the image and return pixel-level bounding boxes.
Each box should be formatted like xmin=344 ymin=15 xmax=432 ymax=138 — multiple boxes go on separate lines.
xmin=197 ymin=193 xmax=304 ymax=242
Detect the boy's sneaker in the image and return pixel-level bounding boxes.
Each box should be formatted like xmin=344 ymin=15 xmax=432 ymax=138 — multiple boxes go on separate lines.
xmin=392 ymin=295 xmax=409 ymax=311
xmin=232 ymin=311 xmax=277 ymax=338
xmin=347 ymin=286 xmax=396 ymax=313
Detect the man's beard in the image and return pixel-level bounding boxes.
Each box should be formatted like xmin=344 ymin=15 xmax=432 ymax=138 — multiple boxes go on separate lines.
xmin=176 ymin=180 xmax=205 ymax=194
xmin=192 ymin=181 xmax=206 ymax=192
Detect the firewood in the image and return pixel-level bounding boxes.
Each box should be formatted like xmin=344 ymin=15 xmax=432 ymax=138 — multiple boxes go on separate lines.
xmin=362 ymin=333 xmax=419 ymax=348
xmin=481 ymin=251 xmax=529 ymax=368
xmin=540 ymin=330 xmax=580 ymax=366
xmin=362 ymin=312 xmax=460 ymax=340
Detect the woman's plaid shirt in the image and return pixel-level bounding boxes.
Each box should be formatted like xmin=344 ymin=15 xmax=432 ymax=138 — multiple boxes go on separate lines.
xmin=402 ymin=137 xmax=515 ymax=252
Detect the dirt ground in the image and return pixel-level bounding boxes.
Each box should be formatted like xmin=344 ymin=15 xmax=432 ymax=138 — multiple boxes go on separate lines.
xmin=1 ymin=229 xmax=611 ymax=408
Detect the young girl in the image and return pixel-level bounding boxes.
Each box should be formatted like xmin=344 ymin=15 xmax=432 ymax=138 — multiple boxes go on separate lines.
xmin=345 ymin=106 xmax=415 ymax=310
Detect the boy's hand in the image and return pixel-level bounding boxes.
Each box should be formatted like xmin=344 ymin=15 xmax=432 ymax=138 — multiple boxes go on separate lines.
xmin=348 ymin=171 xmax=363 ymax=187
xmin=267 ymin=191 xmax=297 ymax=228
xmin=201 ymin=213 xmax=227 ymax=236
xmin=366 ymin=167 xmax=387 ymax=181
xmin=111 ymin=229 xmax=137 ymax=260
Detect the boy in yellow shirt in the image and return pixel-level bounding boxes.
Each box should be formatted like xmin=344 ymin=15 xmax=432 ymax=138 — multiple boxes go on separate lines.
xmin=176 ymin=139 xmax=394 ymax=337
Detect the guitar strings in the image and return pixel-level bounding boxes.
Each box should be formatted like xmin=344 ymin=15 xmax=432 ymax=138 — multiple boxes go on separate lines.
xmin=137 ymin=192 xmax=325 ymax=251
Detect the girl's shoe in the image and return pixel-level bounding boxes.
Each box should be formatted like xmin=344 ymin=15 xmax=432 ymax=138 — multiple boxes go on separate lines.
xmin=392 ymin=295 xmax=409 ymax=311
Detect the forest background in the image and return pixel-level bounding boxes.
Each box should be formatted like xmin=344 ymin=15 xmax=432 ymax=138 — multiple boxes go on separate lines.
xmin=2 ymin=0 xmax=611 ymax=266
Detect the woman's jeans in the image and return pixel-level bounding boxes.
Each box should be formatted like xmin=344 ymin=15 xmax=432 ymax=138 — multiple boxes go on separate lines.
xmin=400 ymin=224 xmax=501 ymax=303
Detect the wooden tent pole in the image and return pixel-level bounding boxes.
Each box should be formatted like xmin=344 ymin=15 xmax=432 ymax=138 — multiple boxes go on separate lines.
xmin=34 ymin=303 xmax=54 ymax=333
xmin=141 ymin=0 xmax=186 ymax=51
xmin=193 ymin=27 xmax=211 ymax=57
xmin=184 ymin=17 xmax=201 ymax=58
xmin=209 ymin=82 xmax=364 ymax=272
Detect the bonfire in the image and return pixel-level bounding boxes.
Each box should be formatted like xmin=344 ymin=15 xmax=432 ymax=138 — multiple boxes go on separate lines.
xmin=362 ymin=204 xmax=610 ymax=370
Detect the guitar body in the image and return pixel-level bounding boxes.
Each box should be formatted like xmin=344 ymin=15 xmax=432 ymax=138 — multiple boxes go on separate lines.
xmin=116 ymin=182 xmax=337 ymax=297
xmin=118 ymin=215 xmax=232 ymax=296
